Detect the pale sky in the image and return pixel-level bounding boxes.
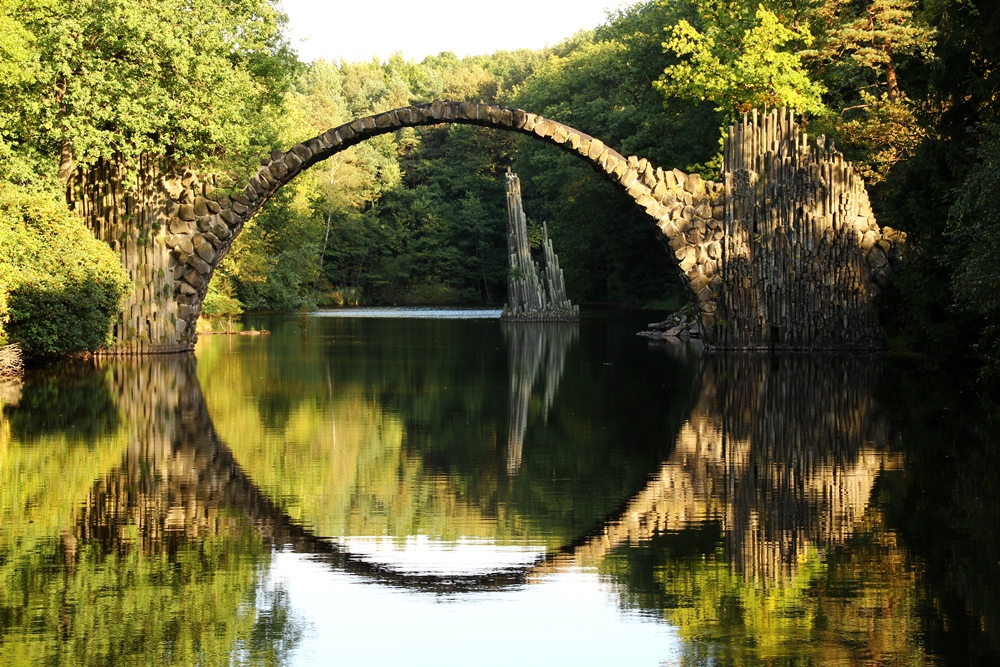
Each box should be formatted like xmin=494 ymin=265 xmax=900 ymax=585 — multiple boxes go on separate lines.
xmin=279 ymin=0 xmax=644 ymax=64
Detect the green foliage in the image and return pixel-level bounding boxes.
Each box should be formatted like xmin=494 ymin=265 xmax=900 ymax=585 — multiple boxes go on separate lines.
xmin=0 ymin=0 xmax=299 ymax=184
xmin=0 ymin=184 xmax=129 ymax=357
xmin=950 ymin=122 xmax=1000 ymax=375
xmin=658 ymin=1 xmax=827 ymax=115
xmin=202 ymin=275 xmax=245 ymax=332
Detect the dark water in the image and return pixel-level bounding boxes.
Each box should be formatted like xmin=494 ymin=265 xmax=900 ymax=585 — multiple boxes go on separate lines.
xmin=1 ymin=309 xmax=998 ymax=666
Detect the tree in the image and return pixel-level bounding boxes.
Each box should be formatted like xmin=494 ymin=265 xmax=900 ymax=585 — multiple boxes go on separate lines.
xmin=656 ymin=0 xmax=827 ymax=116
xmin=0 ymin=0 xmax=298 ymax=185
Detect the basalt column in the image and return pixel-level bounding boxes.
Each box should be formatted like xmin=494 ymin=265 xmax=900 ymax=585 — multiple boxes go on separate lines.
xmin=67 ymin=158 xmax=240 ymax=354
xmin=716 ymin=108 xmax=905 ymax=350
xmin=501 ymin=171 xmax=578 ymax=321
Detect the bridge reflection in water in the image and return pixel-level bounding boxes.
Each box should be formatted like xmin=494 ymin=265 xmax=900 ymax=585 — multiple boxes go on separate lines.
xmin=1 ymin=333 xmax=918 ymax=664
xmin=84 ymin=347 xmax=894 ymax=588
xmin=542 ymin=352 xmax=898 ymax=585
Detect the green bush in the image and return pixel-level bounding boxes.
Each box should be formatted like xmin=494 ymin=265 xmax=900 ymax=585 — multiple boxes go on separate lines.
xmin=0 ymin=184 xmax=130 ymax=358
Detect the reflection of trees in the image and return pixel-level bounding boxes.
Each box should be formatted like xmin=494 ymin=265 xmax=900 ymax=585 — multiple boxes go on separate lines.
xmin=196 ymin=319 xmax=683 ymax=551
xmin=502 ymin=322 xmax=578 ymax=473
xmin=0 ymin=358 xmax=299 ymax=667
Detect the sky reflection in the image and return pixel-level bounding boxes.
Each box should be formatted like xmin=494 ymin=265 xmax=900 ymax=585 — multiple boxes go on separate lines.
xmin=266 ymin=551 xmax=681 ymax=667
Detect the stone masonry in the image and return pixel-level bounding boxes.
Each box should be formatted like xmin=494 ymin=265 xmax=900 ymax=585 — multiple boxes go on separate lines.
xmin=70 ymin=101 xmax=903 ymax=353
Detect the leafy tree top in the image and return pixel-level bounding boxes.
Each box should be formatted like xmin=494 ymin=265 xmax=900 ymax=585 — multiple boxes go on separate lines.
xmin=0 ymin=0 xmax=299 ymax=184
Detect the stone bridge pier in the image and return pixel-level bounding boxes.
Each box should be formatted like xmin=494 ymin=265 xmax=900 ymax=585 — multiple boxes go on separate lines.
xmin=68 ymin=103 xmax=903 ymax=354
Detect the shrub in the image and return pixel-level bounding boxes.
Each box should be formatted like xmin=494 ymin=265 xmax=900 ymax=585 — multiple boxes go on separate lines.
xmin=0 ymin=184 xmax=130 ymax=358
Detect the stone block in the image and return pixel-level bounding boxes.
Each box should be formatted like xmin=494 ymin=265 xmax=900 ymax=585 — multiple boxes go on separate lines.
xmin=523 ymin=113 xmax=538 ymax=132
xmin=182 ymin=267 xmax=201 ymax=287
xmin=164 ymin=180 xmax=184 ymax=199
xmin=459 ymin=102 xmax=477 ymax=119
xmin=269 ymin=149 xmax=284 ymax=161
xmin=568 ymin=133 xmax=581 ymax=150
xmin=604 ymin=155 xmax=620 ymax=174
xmin=187 ymin=254 xmax=211 ymax=276
xmin=210 ymin=219 xmax=231 ymax=241
xmin=506 ymin=109 xmax=519 ymax=127
xmin=284 ymin=151 xmax=303 ymax=171
xmin=323 ymin=129 xmax=343 ymax=146
xmin=686 ymin=228 xmax=704 ymax=245
xmin=203 ymin=232 xmax=221 ymax=249
xmin=868 ymin=246 xmax=888 ymax=268
xmin=169 ymin=218 xmax=192 ymax=235
xmin=178 ymin=204 xmax=196 ymax=222
xmin=374 ymin=112 xmax=396 ymax=128
xmin=248 ymin=175 xmax=265 ymax=195
xmin=220 ymin=208 xmax=237 ymax=226
xmin=258 ymin=167 xmax=276 ymax=188
xmin=207 ymin=199 xmax=221 ymax=214
xmin=642 ymin=164 xmax=656 ymax=188
xmin=338 ymin=124 xmax=356 ymax=141
xmin=620 ymin=169 xmax=639 ymax=188
xmin=627 ymin=180 xmax=650 ymax=198
xmin=307 ymin=136 xmax=327 ymax=154
xmin=660 ymin=220 xmax=680 ymax=239
xmin=667 ymin=234 xmax=687 ymax=251
xmin=197 ymin=217 xmax=212 ymax=233
xmin=552 ymin=126 xmax=569 ymax=143
xmin=588 ymin=139 xmax=605 ymax=160
xmin=270 ymin=161 xmax=288 ymax=180
xmin=684 ymin=173 xmax=702 ymax=193
xmin=678 ymin=247 xmax=697 ymax=272
xmin=707 ymin=241 xmax=722 ymax=260
xmin=180 ymin=282 xmax=196 ymax=296
xmin=533 ymin=119 xmax=552 ymax=137
xmin=612 ymin=161 xmax=628 ymax=180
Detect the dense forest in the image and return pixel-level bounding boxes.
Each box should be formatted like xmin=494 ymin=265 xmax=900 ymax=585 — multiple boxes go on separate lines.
xmin=0 ymin=0 xmax=998 ymax=367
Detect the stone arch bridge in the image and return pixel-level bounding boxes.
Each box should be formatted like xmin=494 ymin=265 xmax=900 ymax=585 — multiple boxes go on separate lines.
xmin=69 ymin=102 xmax=904 ymax=354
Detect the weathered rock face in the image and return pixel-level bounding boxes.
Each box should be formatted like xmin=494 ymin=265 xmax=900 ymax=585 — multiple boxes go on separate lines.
xmin=716 ymin=108 xmax=905 ymax=350
xmin=71 ymin=101 xmax=901 ymax=354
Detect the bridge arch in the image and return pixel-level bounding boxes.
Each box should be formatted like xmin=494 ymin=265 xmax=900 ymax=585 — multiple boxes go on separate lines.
xmin=68 ymin=100 xmax=723 ymax=353
xmin=70 ymin=104 xmax=902 ymax=354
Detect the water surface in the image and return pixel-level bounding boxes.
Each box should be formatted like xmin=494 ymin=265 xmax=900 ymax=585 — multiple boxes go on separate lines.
xmin=1 ymin=309 xmax=997 ymax=665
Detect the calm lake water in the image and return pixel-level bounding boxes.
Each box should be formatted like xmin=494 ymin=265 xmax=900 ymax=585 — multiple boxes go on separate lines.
xmin=1 ymin=309 xmax=998 ymax=666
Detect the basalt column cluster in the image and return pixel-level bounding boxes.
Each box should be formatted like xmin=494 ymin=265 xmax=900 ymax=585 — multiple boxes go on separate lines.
xmin=717 ymin=108 xmax=905 ymax=350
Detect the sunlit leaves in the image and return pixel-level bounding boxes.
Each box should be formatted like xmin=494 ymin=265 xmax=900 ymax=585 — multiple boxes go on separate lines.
xmin=657 ymin=2 xmax=826 ymax=115
xmin=0 ymin=0 xmax=297 ymax=183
